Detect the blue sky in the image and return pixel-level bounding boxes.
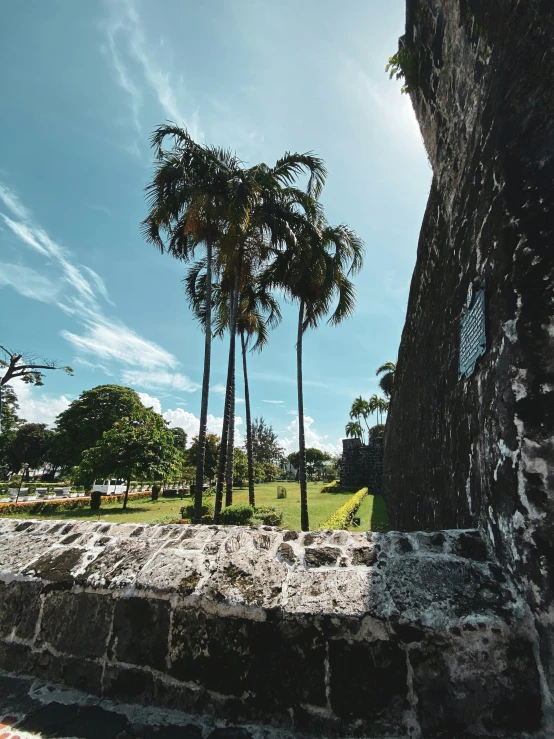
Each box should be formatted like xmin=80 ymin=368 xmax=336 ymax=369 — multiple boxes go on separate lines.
xmin=0 ymin=0 xmax=430 ymax=455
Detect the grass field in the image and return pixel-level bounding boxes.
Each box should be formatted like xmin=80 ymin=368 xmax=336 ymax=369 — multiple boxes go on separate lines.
xmin=351 ymin=492 xmax=390 ymax=532
xmin=0 ymin=482 xmax=390 ymax=531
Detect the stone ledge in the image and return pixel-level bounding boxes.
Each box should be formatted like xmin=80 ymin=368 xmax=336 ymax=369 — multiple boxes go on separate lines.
xmin=0 ymin=520 xmax=542 ymax=737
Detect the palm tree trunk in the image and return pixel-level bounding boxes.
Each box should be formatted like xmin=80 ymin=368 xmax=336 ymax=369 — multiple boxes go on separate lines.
xmin=123 ymin=475 xmax=131 ymax=510
xmin=225 ymin=358 xmax=235 ymax=506
xmin=241 ymin=330 xmax=255 ymax=508
xmin=297 ymin=300 xmax=309 ymax=532
xmin=193 ymin=240 xmax=213 ymax=523
xmin=214 ymin=278 xmax=239 ymax=521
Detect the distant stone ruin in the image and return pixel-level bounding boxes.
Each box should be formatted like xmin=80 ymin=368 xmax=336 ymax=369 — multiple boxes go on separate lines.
xmin=339 ymin=437 xmax=383 ymax=491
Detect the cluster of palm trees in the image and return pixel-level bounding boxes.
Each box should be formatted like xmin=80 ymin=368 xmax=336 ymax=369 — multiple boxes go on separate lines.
xmin=143 ymin=124 xmax=364 ymax=531
xmin=345 ymin=362 xmax=396 ymax=443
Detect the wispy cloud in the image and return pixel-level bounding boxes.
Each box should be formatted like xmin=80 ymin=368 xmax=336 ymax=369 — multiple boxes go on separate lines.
xmin=0 ymin=263 xmax=60 ymax=303
xmin=211 ymin=383 xmax=227 ymax=394
xmin=121 ymin=369 xmax=200 ymax=392
xmin=86 ymin=203 xmax=113 ymax=218
xmin=105 ymin=0 xmax=202 ymax=143
xmin=72 ymin=357 xmax=114 ymax=375
xmin=0 ymin=182 xmax=180 ymax=375
xmin=249 ymin=371 xmax=328 ymax=389
xmin=263 ymin=399 xmax=284 ymax=404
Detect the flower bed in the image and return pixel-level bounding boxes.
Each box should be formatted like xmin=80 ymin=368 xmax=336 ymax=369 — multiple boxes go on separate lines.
xmin=318 ymin=487 xmax=368 ymax=530
xmin=0 ymin=491 xmax=153 ymax=517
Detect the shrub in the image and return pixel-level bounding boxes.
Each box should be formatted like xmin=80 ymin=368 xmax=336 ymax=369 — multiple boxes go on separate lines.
xmin=219 ymin=503 xmax=254 ymax=526
xmin=180 ymin=502 xmax=214 ymax=521
xmin=252 ymin=507 xmax=283 ymax=527
xmin=318 ymin=487 xmax=368 ymax=530
xmin=386 ymin=45 xmax=419 ymax=94
xmin=147 ymin=514 xmax=180 ymax=525
xmin=320 ymin=480 xmax=338 ymax=494
xmin=203 ymin=486 xmax=216 ymax=498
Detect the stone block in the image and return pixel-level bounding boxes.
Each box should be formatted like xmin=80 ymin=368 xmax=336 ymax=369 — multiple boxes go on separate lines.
xmin=103 ymin=663 xmax=155 ymax=704
xmin=0 ymin=580 xmax=42 ymax=640
xmin=110 ymin=597 xmax=170 ymax=671
xmin=39 ymin=591 xmax=113 ymax=659
xmin=329 ymin=638 xmax=407 ymax=730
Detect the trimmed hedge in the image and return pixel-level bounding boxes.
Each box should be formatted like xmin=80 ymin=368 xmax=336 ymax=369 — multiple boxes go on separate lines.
xmin=318 ymin=487 xmax=368 ymax=530
xmin=320 ymin=480 xmax=338 ymax=493
xmin=0 ymin=491 xmax=153 ymax=517
xmin=219 ymin=503 xmax=254 ymax=526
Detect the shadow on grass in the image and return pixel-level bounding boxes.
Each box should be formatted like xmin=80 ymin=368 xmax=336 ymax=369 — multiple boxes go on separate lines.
xmin=370 ymin=495 xmax=390 ymax=532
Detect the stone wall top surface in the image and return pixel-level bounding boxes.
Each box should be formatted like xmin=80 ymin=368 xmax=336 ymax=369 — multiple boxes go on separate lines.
xmin=0 ymin=519 xmax=514 ymax=628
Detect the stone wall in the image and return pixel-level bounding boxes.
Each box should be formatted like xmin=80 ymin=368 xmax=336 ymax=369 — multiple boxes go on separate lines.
xmin=340 ymin=437 xmax=383 ymax=491
xmin=0 ymin=518 xmax=547 ymax=737
xmin=383 ymin=0 xmax=554 ymax=715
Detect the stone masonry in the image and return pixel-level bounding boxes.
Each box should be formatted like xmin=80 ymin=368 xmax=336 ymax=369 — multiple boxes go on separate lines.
xmin=383 ymin=0 xmax=554 ymax=722
xmin=0 ymin=518 xmax=548 ymax=738
xmin=340 ymin=437 xmax=383 ymax=492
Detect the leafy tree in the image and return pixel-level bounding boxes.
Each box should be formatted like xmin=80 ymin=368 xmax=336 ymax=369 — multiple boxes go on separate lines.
xmin=170 ymin=427 xmax=188 ymax=453
xmin=185 ymin=434 xmax=220 ymax=482
xmin=6 ymin=423 xmax=50 ymax=478
xmin=0 ymin=346 xmax=73 ymax=434
xmin=249 ymin=417 xmax=283 ymax=466
xmin=369 ymin=424 xmax=386 ymax=439
xmin=79 ymin=410 xmax=176 ymax=509
xmin=233 ymin=448 xmax=249 ymax=486
xmin=287 ymin=448 xmax=331 ymax=480
xmin=264 ymin=219 xmax=364 ymax=530
xmin=376 ymin=361 xmax=396 ymax=399
xmin=54 ymin=385 xmax=146 ymax=468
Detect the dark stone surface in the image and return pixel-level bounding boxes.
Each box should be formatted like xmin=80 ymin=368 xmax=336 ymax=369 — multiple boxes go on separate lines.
xmin=383 ymin=0 xmax=554 ymax=714
xmin=0 ymin=580 xmax=42 ymax=640
xmin=110 ymin=597 xmax=171 ymax=671
xmin=39 ymin=591 xmax=113 ymax=658
xmin=304 ymin=546 xmax=341 ymax=568
xmin=103 ymin=663 xmax=155 ymax=704
xmin=24 ymin=547 xmax=85 ymax=585
xmin=329 ymin=639 xmax=407 ymax=728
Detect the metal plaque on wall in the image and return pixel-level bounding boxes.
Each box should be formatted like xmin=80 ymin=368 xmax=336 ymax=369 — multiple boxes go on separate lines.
xmin=458 ymin=280 xmax=486 ymax=380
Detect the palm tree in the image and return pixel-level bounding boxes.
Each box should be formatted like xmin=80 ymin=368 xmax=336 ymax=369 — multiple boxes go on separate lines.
xmin=264 ymin=220 xmax=364 ymax=531
xmin=187 ymin=262 xmax=281 ymax=514
xmin=142 ymin=125 xmax=240 ymax=522
xmin=143 ymin=125 xmax=324 ymax=523
xmin=368 ymin=394 xmax=389 ymax=425
xmin=345 ymin=420 xmax=363 ymax=440
xmin=376 ymin=361 xmax=396 ymax=398
xmin=349 ymin=396 xmax=370 ymax=443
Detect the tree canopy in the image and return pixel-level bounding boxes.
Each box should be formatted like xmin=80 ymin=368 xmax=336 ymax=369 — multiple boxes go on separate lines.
xmin=55 ymin=385 xmax=147 ymax=467
xmin=248 ymin=417 xmax=283 ymax=465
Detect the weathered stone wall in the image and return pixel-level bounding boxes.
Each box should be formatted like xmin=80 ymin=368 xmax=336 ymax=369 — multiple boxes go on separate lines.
xmin=0 ymin=518 xmax=547 ymax=737
xmin=383 ymin=0 xmax=554 ymax=715
xmin=340 ymin=437 xmax=383 ymax=491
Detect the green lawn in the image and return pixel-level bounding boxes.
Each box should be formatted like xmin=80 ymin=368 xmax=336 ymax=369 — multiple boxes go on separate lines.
xmin=351 ymin=493 xmax=390 ymax=532
xmin=0 ymin=482 xmax=388 ymax=531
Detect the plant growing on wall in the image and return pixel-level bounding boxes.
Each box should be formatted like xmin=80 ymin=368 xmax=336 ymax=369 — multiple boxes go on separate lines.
xmin=386 ymin=45 xmax=419 ymax=94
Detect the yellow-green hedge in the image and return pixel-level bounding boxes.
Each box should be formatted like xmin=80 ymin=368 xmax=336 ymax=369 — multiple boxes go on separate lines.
xmin=318 ymin=487 xmax=368 ymax=530
xmin=320 ymin=480 xmax=338 ymax=493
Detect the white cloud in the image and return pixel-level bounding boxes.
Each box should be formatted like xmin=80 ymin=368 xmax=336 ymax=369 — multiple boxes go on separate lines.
xmin=211 ymin=383 xmax=226 ymax=394
xmin=280 ymin=415 xmax=342 ymax=456
xmin=1 ymin=182 xmax=182 ymax=377
xmin=105 ymin=0 xmax=202 ymax=141
xmin=0 ymin=263 xmax=60 ymax=303
xmin=263 ymin=399 xmax=284 ymax=404
xmin=249 ymin=371 xmax=328 ymax=389
xmin=163 ymin=406 xmax=243 ymax=447
xmin=72 ymin=357 xmax=113 ymax=375
xmin=10 ymin=378 xmax=72 ymax=428
xmin=62 ymin=318 xmax=177 ymax=370
xmin=138 ymin=392 xmax=162 ymax=414
xmin=121 ymin=369 xmax=199 ymax=391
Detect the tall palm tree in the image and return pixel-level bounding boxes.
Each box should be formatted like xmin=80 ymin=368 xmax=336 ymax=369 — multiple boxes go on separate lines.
xmin=376 ymin=361 xmax=396 ymax=398
xmin=187 ymin=261 xmax=281 ymax=514
xmin=142 ymin=125 xmax=239 ymax=522
xmin=143 ymin=125 xmax=325 ymax=523
xmin=349 ymin=396 xmax=370 ymax=443
xmin=345 ymin=420 xmax=363 ymax=440
xmin=264 ymin=220 xmax=364 ymax=531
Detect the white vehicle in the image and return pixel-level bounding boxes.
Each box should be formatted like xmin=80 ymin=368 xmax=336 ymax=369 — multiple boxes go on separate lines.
xmin=92 ymin=479 xmax=127 ymax=495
